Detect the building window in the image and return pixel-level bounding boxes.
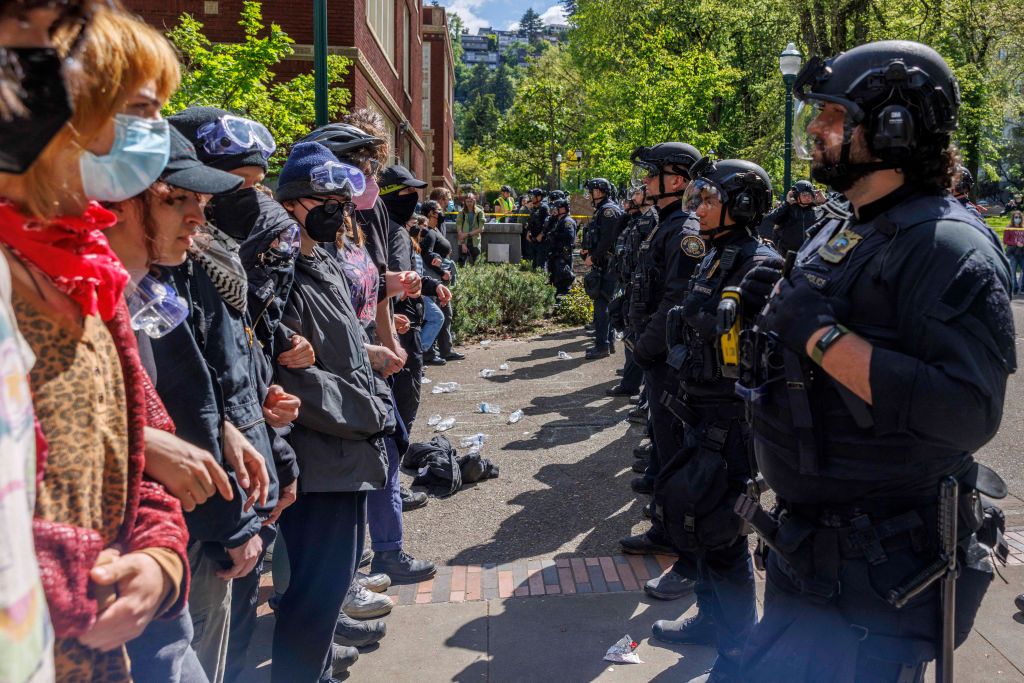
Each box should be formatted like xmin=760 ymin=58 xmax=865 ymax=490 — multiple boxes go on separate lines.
xmin=422 ymin=42 xmax=432 ymax=129
xmin=367 ymin=0 xmax=395 ymax=65
xmin=367 ymin=99 xmax=397 ymax=165
xmin=403 ymin=4 xmax=411 ymax=88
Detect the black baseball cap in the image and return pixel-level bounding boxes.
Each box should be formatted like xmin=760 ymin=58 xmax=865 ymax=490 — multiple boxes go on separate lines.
xmin=161 ymin=128 xmax=244 ymax=195
xmin=379 ymin=164 xmax=428 ymax=195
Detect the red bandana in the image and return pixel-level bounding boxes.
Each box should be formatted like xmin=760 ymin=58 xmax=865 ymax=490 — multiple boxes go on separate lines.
xmin=0 ymin=200 xmax=129 ymax=320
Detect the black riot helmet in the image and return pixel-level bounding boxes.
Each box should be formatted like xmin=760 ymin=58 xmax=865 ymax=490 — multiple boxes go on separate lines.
xmin=584 ymin=178 xmax=614 ymax=201
xmin=300 ymin=123 xmax=385 ymax=164
xmin=630 ymin=142 xmax=703 ymax=201
xmin=683 ymin=158 xmax=773 ymax=237
xmin=954 ymin=165 xmax=973 ymax=196
xmin=792 ymin=180 xmax=815 ymax=196
xmin=793 ymin=40 xmax=960 ymax=188
xmin=552 ymin=198 xmax=570 ymax=213
xmin=548 ymin=189 xmax=568 ymax=202
xmin=501 ymin=185 xmax=513 ymax=194
xmin=529 ymin=187 xmax=545 ymax=199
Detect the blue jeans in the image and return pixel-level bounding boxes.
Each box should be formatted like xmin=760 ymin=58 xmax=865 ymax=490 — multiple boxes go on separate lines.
xmin=421 ymin=296 xmax=444 ymax=350
xmin=1009 ymin=252 xmax=1024 ymax=292
xmin=367 ymin=408 xmax=408 ymax=552
xmin=127 ymin=604 xmax=209 ymax=683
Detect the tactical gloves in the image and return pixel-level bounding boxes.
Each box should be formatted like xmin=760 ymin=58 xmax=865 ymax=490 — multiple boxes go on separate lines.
xmin=739 ymin=257 xmax=785 ymax=313
xmin=761 ymin=273 xmax=843 ymax=354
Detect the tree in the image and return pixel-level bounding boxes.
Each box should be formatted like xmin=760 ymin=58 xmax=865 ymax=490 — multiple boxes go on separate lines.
xmin=461 ymin=93 xmax=500 ymax=148
xmin=165 ymin=1 xmax=351 ymax=173
xmin=453 ymin=141 xmax=500 ymax=193
xmin=492 ymin=62 xmax=516 ymax=112
xmin=519 ymin=8 xmax=544 ymax=48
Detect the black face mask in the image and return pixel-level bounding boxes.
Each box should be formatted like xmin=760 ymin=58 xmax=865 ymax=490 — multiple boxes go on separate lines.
xmin=382 ymin=192 xmax=419 ymax=225
xmin=303 ymin=203 xmax=347 ymax=242
xmin=409 ymin=226 xmax=423 ymax=239
xmin=207 ymin=187 xmax=261 ymax=241
xmin=0 ymin=48 xmax=72 ymax=174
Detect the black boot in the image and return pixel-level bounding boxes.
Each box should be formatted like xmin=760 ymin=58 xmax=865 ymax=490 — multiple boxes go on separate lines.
xmin=369 ymin=550 xmax=437 ymax=584
xmin=652 ymin=612 xmax=717 ymax=646
xmin=619 ymin=531 xmax=675 ymax=555
xmin=335 ymin=612 xmax=387 ymax=648
xmin=644 ymin=570 xmax=696 ymax=600
xmin=400 ymin=486 xmax=427 ymax=511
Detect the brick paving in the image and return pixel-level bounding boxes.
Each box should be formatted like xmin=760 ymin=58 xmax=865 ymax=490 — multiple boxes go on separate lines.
xmin=256 ymin=528 xmax=1024 ymax=613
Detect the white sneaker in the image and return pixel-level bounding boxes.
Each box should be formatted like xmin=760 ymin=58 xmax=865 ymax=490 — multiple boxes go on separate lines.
xmin=356 ymin=571 xmax=391 ymax=593
xmin=342 ymin=583 xmax=393 ymax=619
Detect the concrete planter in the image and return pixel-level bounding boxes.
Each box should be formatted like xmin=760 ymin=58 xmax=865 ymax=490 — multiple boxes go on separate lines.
xmin=443 ymin=221 xmax=525 ymax=264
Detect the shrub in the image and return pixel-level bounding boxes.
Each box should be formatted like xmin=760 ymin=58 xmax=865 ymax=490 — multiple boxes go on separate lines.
xmin=451 ymin=263 xmax=555 ymax=338
xmin=553 ymin=280 xmax=592 ymax=325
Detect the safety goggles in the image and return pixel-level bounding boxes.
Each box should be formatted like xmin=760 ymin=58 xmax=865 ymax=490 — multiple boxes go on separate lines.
xmin=309 ymin=160 xmax=366 ymax=197
xmin=196 ymin=114 xmax=276 ymax=159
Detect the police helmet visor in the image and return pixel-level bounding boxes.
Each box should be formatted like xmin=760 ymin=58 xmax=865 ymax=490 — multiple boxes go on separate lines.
xmin=794 ymin=100 xmax=850 ymax=161
xmin=682 ymin=178 xmax=724 ymax=214
xmin=630 ymin=163 xmax=659 ymax=188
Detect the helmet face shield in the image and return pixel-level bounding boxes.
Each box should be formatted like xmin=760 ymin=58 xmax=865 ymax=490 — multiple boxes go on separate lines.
xmin=682 ymin=178 xmax=723 ymax=214
xmin=794 ymin=99 xmax=851 ymax=161
xmin=631 ymin=163 xmax=657 ymax=188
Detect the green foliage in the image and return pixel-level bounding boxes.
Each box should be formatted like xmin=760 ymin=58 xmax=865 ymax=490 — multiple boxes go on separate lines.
xmin=451 ymin=263 xmax=556 ymax=337
xmin=453 ymin=141 xmax=501 ymax=194
xmin=165 ymin=1 xmax=351 ymax=173
xmin=460 ymin=93 xmax=500 ymax=148
xmin=519 ymin=8 xmax=545 ymax=48
xmin=553 ymin=280 xmax=592 ymax=325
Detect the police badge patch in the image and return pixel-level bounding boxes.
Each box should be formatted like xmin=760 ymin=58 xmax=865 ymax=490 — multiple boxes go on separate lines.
xmin=603 ymin=207 xmax=617 ymax=218
xmin=818 ymin=228 xmax=863 ymax=264
xmin=680 ymin=234 xmax=706 ymax=258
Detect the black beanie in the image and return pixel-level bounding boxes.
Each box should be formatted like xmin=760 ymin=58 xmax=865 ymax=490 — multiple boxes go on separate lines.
xmin=167 ymin=105 xmax=270 ymax=172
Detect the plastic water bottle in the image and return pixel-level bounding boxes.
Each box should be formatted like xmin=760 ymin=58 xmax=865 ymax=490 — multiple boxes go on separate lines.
xmin=480 ymin=339 xmax=492 ymax=346
xmin=479 ymin=403 xmax=501 ymax=414
xmin=427 ymin=414 xmax=442 ymax=426
xmin=499 ymin=363 xmax=510 ymax=371
xmin=479 ymin=368 xmax=496 ymax=378
xmin=435 ymin=417 xmax=456 ymax=432
xmin=422 ymin=377 xmax=433 ymax=385
xmin=558 ymin=351 xmax=572 ymax=360
xmin=508 ymin=409 xmax=524 ymax=424
xmin=460 ymin=434 xmax=486 ymax=449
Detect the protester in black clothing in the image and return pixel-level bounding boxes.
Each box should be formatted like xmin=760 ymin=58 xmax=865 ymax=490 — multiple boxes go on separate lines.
xmin=419 ymin=200 xmax=463 ymax=364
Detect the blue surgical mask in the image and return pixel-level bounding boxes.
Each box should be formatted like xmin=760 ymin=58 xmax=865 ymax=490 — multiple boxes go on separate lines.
xmin=80 ymin=114 xmax=171 ymax=201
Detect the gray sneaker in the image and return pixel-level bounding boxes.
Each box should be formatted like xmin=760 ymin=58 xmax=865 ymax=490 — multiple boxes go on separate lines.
xmin=342 ymin=583 xmax=393 ymax=619
xmin=644 ymin=569 xmax=696 ymax=600
xmin=356 ymin=571 xmax=391 ymax=593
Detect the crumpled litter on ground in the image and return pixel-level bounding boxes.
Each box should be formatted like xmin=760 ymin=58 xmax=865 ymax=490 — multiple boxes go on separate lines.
xmin=603 ymin=635 xmax=642 ymax=664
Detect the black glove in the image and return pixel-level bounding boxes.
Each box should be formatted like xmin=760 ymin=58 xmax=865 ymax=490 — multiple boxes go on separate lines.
xmin=761 ymin=273 xmax=841 ymax=354
xmin=739 ymin=257 xmax=785 ymax=313
xmin=665 ymin=305 xmax=687 ymax=348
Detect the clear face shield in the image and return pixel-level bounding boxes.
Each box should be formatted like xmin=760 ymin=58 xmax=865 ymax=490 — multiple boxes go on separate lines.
xmin=681 ymin=177 xmax=723 ymax=215
xmin=630 ymin=163 xmax=657 ymax=189
xmin=794 ymin=99 xmax=851 ymax=162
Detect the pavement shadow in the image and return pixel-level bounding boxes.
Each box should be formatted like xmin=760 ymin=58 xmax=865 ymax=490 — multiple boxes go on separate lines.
xmin=447 ymin=593 xmax=714 ymax=682
xmin=452 ymin=429 xmax=648 ymax=564
xmin=501 ymin=379 xmax=629 ymax=451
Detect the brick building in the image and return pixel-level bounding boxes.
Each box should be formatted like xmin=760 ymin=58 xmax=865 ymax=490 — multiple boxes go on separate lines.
xmin=420 ymin=4 xmax=455 ymax=192
xmin=123 ymin=0 xmax=454 ymax=192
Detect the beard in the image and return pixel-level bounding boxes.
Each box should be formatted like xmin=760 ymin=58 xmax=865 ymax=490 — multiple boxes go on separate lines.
xmin=809 ymin=128 xmax=877 ymax=193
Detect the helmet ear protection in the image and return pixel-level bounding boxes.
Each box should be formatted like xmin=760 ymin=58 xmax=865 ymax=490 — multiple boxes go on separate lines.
xmin=871 ymin=104 xmax=915 ymax=160
xmin=726 ymin=172 xmax=764 ymax=223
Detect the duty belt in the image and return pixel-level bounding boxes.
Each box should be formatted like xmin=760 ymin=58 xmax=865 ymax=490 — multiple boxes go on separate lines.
xmin=660 ymin=391 xmax=745 ymax=428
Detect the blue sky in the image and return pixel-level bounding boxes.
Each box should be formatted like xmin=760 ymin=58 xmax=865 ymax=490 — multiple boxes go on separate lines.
xmin=437 ymin=0 xmax=568 ymax=34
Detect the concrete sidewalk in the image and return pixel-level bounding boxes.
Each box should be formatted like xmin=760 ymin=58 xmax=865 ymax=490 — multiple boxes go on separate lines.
xmin=243 ymin=322 xmax=1024 ymax=681
xmin=247 ymin=564 xmax=1024 ymax=682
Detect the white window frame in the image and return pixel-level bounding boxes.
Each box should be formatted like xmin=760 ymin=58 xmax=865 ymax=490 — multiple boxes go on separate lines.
xmin=366 ymin=0 xmax=396 ymax=70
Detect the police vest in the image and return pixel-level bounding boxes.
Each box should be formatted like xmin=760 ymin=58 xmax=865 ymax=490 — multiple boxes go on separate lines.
xmin=746 ymin=194 xmax=1005 ymax=498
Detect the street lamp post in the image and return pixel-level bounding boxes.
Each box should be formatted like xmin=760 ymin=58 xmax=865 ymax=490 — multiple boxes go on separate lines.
xmin=779 ymin=42 xmax=803 ymax=193
xmin=313 ymin=0 xmax=329 ymax=127
xmin=556 ymin=152 xmax=563 ymax=191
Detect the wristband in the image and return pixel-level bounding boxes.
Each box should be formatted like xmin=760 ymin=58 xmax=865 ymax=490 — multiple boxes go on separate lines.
xmin=811 ymin=324 xmax=849 ymax=365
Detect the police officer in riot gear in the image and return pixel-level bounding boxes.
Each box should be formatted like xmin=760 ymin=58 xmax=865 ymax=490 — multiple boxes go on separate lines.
xmin=581 ymin=178 xmax=624 ymax=359
xmin=651 ymin=159 xmax=780 ymax=681
xmin=770 ymin=179 xmax=822 ymax=254
xmin=547 ymin=198 xmax=578 ymax=296
xmin=735 ymin=41 xmax=1015 ymax=681
xmin=619 ymin=142 xmax=702 ymax=557
xmin=608 ymin=186 xmax=658 ymax=397
xmin=526 ymin=188 xmax=550 ymax=270
xmin=952 ymin=165 xmax=984 ymax=220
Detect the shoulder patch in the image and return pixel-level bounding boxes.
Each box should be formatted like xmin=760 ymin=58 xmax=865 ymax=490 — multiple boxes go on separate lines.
xmin=680 ymin=234 xmax=706 ymax=259
xmin=603 ymin=207 xmax=617 ymax=218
